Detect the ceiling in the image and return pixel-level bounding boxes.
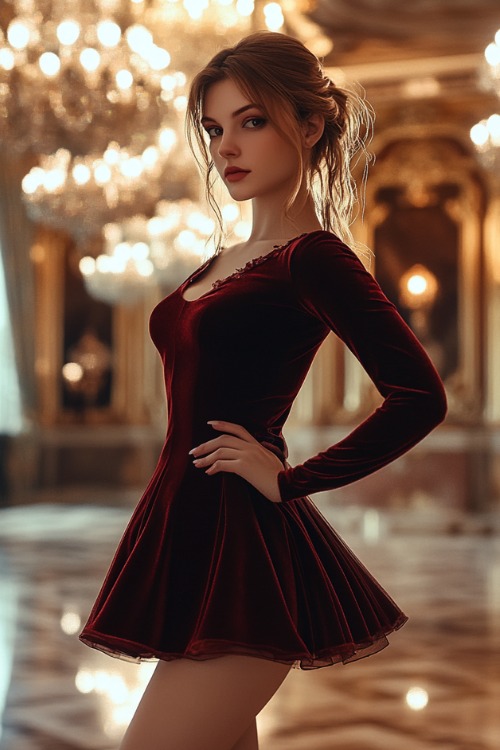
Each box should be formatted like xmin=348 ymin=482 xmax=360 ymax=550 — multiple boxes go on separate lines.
xmin=307 ymin=0 xmax=499 ymax=65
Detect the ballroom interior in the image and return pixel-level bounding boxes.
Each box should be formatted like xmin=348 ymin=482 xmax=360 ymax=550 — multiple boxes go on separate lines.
xmin=1 ymin=1 xmax=500 ymax=749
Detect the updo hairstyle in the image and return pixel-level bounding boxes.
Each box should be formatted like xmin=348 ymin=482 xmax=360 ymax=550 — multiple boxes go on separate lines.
xmin=185 ymin=31 xmax=373 ymax=255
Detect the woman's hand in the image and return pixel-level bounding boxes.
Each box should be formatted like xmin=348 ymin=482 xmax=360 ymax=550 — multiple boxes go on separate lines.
xmin=189 ymin=420 xmax=283 ymax=503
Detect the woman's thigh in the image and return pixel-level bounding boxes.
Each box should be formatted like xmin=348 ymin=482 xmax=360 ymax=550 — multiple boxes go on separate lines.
xmin=119 ymin=654 xmax=292 ymax=750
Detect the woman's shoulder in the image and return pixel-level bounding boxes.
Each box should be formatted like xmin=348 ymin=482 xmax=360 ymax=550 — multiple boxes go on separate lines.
xmin=289 ymin=230 xmax=364 ymax=268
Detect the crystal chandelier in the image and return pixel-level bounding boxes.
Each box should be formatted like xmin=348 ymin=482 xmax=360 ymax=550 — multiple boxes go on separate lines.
xmin=12 ymin=0 xmax=259 ymax=248
xmin=79 ymin=198 xmax=251 ymax=306
xmin=21 ymin=116 xmax=193 ymax=244
xmin=0 ymin=0 xmax=176 ymax=154
xmin=7 ymin=0 xmax=327 ymax=303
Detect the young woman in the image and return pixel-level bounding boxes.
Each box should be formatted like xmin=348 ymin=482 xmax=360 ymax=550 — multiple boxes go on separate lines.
xmin=79 ymin=31 xmax=447 ymax=750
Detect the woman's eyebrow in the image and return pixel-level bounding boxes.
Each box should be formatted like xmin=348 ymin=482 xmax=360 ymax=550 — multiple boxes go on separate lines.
xmin=201 ymin=104 xmax=261 ymax=125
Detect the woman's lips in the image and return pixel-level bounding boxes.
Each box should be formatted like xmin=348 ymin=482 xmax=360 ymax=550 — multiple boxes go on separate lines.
xmin=225 ymin=171 xmax=250 ymax=182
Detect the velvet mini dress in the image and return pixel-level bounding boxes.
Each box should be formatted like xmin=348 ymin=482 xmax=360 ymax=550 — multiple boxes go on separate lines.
xmin=79 ymin=230 xmax=447 ymax=670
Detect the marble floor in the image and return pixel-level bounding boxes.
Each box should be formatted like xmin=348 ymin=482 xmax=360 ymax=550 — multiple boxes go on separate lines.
xmin=0 ymin=500 xmax=499 ymax=750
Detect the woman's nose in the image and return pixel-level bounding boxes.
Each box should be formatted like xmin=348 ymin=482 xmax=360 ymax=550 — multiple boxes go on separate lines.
xmin=217 ymin=133 xmax=240 ymax=158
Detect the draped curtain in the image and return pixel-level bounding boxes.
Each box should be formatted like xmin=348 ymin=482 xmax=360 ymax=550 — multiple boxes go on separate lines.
xmin=0 ymin=153 xmax=37 ymax=427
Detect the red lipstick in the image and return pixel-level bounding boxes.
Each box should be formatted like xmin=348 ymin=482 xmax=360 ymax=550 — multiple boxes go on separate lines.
xmin=224 ymin=166 xmax=250 ymax=181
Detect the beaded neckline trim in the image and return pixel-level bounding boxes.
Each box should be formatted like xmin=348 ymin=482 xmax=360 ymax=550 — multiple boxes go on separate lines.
xmin=182 ymin=232 xmax=309 ymax=303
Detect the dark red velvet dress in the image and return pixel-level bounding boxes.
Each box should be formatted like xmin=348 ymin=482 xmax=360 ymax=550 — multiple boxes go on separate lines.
xmin=79 ymin=230 xmax=447 ymax=670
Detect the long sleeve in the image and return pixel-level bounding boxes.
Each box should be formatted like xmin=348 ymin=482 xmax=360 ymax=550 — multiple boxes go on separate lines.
xmin=277 ymin=233 xmax=447 ymax=503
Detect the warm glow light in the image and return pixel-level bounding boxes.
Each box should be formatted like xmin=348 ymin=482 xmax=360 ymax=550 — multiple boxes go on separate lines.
xmin=120 ymin=157 xmax=143 ymax=178
xmin=97 ymin=20 xmax=122 ymax=47
xmin=485 ymin=42 xmax=500 ymax=67
xmin=62 ymin=362 xmax=84 ymax=382
xmin=471 ymin=115 xmax=500 ymax=150
xmin=79 ymin=257 xmax=96 ymax=276
xmin=21 ymin=173 xmax=39 ymax=195
xmin=263 ymin=2 xmax=283 ymax=30
xmin=116 ymin=69 xmax=134 ymax=89
xmin=184 ymin=0 xmax=209 ymax=20
xmin=158 ymin=128 xmax=176 ymax=151
xmin=131 ymin=242 xmax=149 ymax=261
xmin=126 ymin=25 xmax=153 ymax=53
xmin=60 ymin=610 xmax=81 ymax=634
xmin=80 ymin=47 xmax=100 ymax=71
xmin=137 ymin=259 xmax=154 ymax=277
xmin=114 ymin=242 xmax=131 ymax=262
xmin=72 ymin=164 xmax=91 ymax=185
xmin=7 ymin=20 xmax=30 ymax=49
xmin=234 ymin=220 xmax=249 ymax=238
xmin=39 ymin=52 xmax=61 ymax=77
xmin=187 ymin=212 xmax=215 ymax=235
xmin=43 ymin=169 xmax=65 ymax=192
xmin=406 ymin=686 xmax=429 ymax=711
xmin=103 ymin=146 xmax=120 ymax=165
xmin=57 ymin=20 xmax=81 ymax=46
xmin=75 ymin=669 xmax=95 ymax=694
xmin=142 ymin=146 xmax=159 ymax=167
xmin=470 ymin=122 xmax=489 ymax=147
xmin=160 ymin=74 xmax=176 ymax=91
xmin=399 ymin=264 xmax=438 ymax=309
xmin=94 ymin=162 xmax=112 ymax=184
xmin=0 ymin=48 xmax=15 ymax=70
xmin=96 ymin=255 xmax=113 ymax=273
xmin=177 ymin=229 xmax=197 ymax=249
xmin=147 ymin=216 xmax=168 ymax=235
xmin=147 ymin=46 xmax=171 ymax=70
xmin=222 ymin=203 xmax=240 ymax=222
xmin=237 ymin=0 xmax=254 ymax=13
xmin=173 ymin=95 xmax=187 ymax=112
xmin=487 ymin=113 xmax=500 ymax=145
xmin=407 ymin=274 xmax=427 ymax=296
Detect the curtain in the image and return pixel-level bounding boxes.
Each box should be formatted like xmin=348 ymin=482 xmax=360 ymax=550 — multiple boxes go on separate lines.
xmin=0 ymin=153 xmax=37 ymax=425
xmin=0 ymin=249 xmax=22 ymax=433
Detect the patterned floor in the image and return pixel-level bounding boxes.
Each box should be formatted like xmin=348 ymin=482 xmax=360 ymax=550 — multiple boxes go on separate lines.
xmin=0 ymin=501 xmax=499 ymax=750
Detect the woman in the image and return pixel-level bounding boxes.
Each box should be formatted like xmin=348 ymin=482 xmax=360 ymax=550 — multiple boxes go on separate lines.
xmin=79 ymin=31 xmax=447 ymax=750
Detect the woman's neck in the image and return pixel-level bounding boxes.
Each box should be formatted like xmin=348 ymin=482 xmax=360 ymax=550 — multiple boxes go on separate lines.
xmin=247 ymin=185 xmax=323 ymax=244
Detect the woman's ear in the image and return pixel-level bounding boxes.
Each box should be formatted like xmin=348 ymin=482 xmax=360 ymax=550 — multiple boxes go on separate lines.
xmin=301 ymin=113 xmax=325 ymax=149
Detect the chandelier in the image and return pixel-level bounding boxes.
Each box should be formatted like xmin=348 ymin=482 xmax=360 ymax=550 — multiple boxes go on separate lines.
xmin=78 ymin=198 xmax=251 ymax=306
xmin=21 ymin=116 xmax=193 ymax=244
xmin=6 ymin=0 xmax=327 ymax=303
xmin=0 ymin=0 xmax=181 ymax=155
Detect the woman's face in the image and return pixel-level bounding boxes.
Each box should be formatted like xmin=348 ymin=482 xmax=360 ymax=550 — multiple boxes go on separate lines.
xmin=201 ymin=78 xmax=302 ymax=202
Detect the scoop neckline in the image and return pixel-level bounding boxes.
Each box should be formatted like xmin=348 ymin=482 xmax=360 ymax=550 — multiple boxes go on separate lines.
xmin=180 ymin=231 xmax=313 ymax=304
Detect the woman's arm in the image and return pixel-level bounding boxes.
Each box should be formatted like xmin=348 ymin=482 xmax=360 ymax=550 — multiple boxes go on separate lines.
xmin=277 ymin=233 xmax=447 ymax=502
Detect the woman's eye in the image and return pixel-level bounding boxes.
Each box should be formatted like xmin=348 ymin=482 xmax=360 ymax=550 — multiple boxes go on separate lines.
xmin=205 ymin=126 xmax=222 ymax=139
xmin=244 ymin=117 xmax=266 ymax=129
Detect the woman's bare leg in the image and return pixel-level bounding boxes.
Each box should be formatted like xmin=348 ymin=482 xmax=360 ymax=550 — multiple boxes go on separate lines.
xmin=119 ymin=654 xmax=291 ymax=750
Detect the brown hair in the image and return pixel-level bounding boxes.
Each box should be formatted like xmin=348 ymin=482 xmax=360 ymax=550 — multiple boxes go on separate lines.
xmin=185 ymin=31 xmax=373 ymax=257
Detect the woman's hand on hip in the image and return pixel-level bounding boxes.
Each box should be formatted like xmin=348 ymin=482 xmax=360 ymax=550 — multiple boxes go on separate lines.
xmin=189 ymin=420 xmax=283 ymax=503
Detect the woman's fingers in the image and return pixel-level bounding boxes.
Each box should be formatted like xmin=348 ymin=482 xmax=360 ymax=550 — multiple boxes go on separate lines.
xmin=192 ymin=446 xmax=240 ymax=468
xmin=189 ymin=421 xmax=257 ymax=457
xmin=189 ymin=421 xmax=283 ymax=502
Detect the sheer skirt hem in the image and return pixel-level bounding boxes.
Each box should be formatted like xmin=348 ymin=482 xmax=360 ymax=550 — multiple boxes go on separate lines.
xmin=79 ymin=613 xmax=408 ymax=671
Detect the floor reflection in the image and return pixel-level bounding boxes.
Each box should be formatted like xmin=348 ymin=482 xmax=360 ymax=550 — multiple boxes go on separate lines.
xmin=0 ymin=502 xmax=499 ymax=749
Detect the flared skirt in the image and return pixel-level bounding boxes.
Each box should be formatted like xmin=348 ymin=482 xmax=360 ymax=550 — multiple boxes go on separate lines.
xmin=79 ymin=469 xmax=407 ymax=670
